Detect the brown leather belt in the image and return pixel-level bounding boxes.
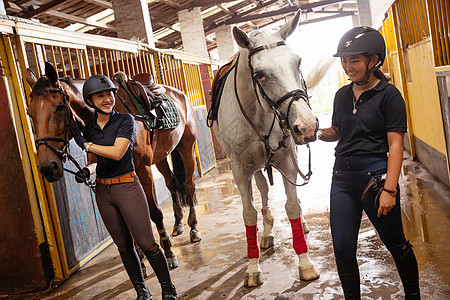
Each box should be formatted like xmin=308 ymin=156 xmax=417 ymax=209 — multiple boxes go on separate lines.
xmin=96 ymin=171 xmax=135 ymax=185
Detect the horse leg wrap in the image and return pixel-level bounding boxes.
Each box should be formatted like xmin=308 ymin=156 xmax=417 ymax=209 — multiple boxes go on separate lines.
xmin=245 ymin=225 xmax=260 ymax=259
xmin=290 ymin=218 xmax=308 ymax=255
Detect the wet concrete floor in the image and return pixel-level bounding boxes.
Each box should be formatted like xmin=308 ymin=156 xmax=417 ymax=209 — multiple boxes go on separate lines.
xmin=9 ymin=114 xmax=450 ymax=300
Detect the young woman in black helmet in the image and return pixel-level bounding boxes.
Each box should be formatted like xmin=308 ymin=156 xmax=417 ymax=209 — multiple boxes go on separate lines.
xmin=70 ymin=74 xmax=177 ymax=300
xmin=319 ymin=27 xmax=420 ymax=299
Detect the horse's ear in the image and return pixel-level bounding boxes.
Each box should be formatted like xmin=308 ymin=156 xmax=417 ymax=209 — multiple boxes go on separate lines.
xmin=278 ymin=10 xmax=301 ymax=40
xmin=45 ymin=62 xmax=58 ymax=85
xmin=25 ymin=68 xmax=38 ymax=89
xmin=233 ymin=27 xmax=251 ymax=50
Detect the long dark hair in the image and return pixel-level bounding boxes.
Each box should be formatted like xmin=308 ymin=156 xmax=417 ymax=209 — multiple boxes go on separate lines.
xmin=373 ymin=68 xmax=391 ymax=82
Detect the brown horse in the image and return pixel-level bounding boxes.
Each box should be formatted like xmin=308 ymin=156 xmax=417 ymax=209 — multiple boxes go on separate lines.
xmin=25 ymin=62 xmax=201 ymax=269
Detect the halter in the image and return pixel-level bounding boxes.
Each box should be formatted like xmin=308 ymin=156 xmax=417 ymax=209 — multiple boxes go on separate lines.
xmin=33 ymin=86 xmax=95 ymax=189
xmin=234 ymin=42 xmax=313 ymax=186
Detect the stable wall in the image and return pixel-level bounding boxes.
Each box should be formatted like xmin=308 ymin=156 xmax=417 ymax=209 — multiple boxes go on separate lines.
xmin=0 ymin=76 xmax=49 ymax=293
xmin=404 ymin=40 xmax=449 ymax=185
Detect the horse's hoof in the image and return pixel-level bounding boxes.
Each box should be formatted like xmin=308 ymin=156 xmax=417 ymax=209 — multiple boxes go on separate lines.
xmin=190 ymin=229 xmax=202 ymax=243
xmin=172 ymin=224 xmax=184 ymax=236
xmin=299 ymin=265 xmax=320 ymax=281
xmin=167 ymin=255 xmax=179 ymax=269
xmin=244 ymin=272 xmax=263 ymax=287
xmin=260 ymin=235 xmax=274 ymax=249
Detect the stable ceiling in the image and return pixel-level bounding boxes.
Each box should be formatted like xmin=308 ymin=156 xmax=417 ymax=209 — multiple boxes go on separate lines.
xmin=4 ymin=0 xmax=357 ymax=51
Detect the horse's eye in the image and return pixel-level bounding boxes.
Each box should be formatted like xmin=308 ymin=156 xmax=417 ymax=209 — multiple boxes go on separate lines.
xmin=55 ymin=103 xmax=66 ymax=113
xmin=253 ymin=71 xmax=265 ymax=80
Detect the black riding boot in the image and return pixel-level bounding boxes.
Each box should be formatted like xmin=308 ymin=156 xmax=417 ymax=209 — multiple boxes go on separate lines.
xmin=392 ymin=241 xmax=421 ymax=299
xmin=335 ymin=257 xmax=361 ymax=300
xmin=119 ymin=250 xmax=152 ymax=300
xmin=144 ymin=244 xmax=177 ymax=300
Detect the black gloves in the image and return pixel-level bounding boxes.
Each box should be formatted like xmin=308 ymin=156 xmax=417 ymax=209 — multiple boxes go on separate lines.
xmin=70 ymin=119 xmax=87 ymax=150
xmin=75 ymin=167 xmax=90 ymax=183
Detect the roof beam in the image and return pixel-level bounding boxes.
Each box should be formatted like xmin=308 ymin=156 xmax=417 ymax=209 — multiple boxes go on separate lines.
xmin=18 ymin=0 xmax=67 ymax=18
xmin=44 ymin=10 xmax=116 ymax=31
xmin=83 ymin=0 xmax=113 ymax=9
xmin=190 ymin=0 xmax=240 ymax=7
xmin=301 ymin=11 xmax=355 ymax=24
xmin=225 ymin=0 xmax=349 ymax=24
xmin=156 ymin=21 xmax=180 ymax=32
xmin=158 ymin=0 xmax=181 ymax=8
xmin=217 ymin=4 xmax=235 ymax=17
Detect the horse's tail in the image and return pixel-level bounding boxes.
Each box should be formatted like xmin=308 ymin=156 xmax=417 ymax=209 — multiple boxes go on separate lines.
xmin=171 ymin=149 xmax=189 ymax=207
xmin=304 ymin=57 xmax=336 ymax=90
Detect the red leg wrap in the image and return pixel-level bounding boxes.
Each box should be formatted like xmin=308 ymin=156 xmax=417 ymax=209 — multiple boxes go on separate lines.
xmin=245 ymin=225 xmax=260 ymax=259
xmin=290 ymin=218 xmax=308 ymax=255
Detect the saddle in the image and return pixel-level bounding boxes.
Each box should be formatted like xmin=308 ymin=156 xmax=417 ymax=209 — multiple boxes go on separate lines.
xmin=207 ymin=53 xmax=239 ymax=127
xmin=113 ymin=72 xmax=179 ymax=131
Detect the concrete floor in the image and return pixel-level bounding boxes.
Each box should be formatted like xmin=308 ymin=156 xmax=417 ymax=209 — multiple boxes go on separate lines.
xmin=9 ymin=116 xmax=450 ymax=300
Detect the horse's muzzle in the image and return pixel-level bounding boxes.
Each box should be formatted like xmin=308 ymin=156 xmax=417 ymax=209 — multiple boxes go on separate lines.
xmin=292 ymin=118 xmax=319 ymax=145
xmin=38 ymin=159 xmax=64 ymax=182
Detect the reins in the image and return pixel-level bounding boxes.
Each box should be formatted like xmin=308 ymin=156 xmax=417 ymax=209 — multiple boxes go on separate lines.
xmin=233 ymin=43 xmax=313 ymax=186
xmin=33 ymin=86 xmax=95 ymax=190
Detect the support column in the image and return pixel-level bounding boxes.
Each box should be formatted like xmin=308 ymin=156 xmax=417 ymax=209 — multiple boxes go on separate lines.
xmin=178 ymin=7 xmax=209 ymax=58
xmin=111 ymin=0 xmax=155 ymax=48
xmin=0 ymin=1 xmax=6 ymax=15
xmin=215 ymin=25 xmax=238 ymax=61
xmin=356 ymin=0 xmax=372 ymax=27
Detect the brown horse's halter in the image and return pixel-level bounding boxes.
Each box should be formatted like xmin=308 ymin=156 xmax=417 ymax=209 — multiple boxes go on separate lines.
xmin=234 ymin=42 xmax=313 ymax=186
xmin=33 ymin=87 xmax=95 ymax=189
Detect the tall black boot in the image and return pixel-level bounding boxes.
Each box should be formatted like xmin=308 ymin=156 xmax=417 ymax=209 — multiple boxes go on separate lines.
xmin=391 ymin=241 xmax=421 ymax=299
xmin=119 ymin=250 xmax=152 ymax=300
xmin=144 ymin=244 xmax=177 ymax=300
xmin=335 ymin=257 xmax=361 ymax=300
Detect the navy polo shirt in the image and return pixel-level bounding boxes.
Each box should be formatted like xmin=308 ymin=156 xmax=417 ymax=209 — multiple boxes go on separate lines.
xmin=83 ymin=111 xmax=135 ymax=178
xmin=331 ymin=78 xmax=407 ymax=157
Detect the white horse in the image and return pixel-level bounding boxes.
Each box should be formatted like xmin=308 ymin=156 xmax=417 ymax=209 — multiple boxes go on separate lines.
xmin=211 ymin=11 xmax=320 ymax=287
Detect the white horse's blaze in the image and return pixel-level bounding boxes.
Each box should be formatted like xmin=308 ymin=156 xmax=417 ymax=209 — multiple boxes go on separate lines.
xmin=214 ymin=11 xmax=322 ymax=286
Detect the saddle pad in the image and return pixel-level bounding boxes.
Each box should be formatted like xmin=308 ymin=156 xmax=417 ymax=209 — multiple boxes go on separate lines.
xmin=113 ymin=73 xmax=180 ymax=131
xmin=158 ymin=93 xmax=180 ymax=130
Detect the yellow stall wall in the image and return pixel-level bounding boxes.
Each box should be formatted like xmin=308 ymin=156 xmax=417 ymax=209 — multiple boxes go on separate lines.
xmin=405 ymin=39 xmax=447 ymax=155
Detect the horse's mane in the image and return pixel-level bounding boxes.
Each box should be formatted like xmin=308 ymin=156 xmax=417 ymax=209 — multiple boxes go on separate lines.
xmin=59 ymin=77 xmax=81 ymax=96
xmin=29 ymin=75 xmax=80 ymax=98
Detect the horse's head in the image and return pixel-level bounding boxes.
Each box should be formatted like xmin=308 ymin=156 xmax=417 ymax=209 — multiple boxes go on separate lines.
xmin=26 ymin=62 xmax=82 ymax=182
xmin=233 ymin=11 xmax=318 ymax=145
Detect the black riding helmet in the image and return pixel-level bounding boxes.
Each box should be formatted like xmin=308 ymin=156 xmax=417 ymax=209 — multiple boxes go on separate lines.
xmin=82 ymin=74 xmax=117 ymax=114
xmin=333 ymin=26 xmax=386 ymax=85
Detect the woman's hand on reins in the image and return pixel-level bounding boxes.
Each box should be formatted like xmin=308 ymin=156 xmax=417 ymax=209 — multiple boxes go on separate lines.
xmin=70 ymin=119 xmax=87 ymax=150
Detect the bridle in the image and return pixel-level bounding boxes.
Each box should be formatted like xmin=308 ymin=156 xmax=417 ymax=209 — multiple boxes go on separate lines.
xmin=234 ymin=41 xmax=313 ymax=186
xmin=32 ymin=86 xmax=95 ymax=189
xmin=34 ymin=88 xmax=71 ymax=161
xmin=248 ymin=41 xmax=311 ymax=129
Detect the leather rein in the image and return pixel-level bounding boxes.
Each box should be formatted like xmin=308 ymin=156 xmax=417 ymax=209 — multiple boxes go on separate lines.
xmin=234 ymin=42 xmax=312 ymax=186
xmin=33 ymin=87 xmax=95 ymax=189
